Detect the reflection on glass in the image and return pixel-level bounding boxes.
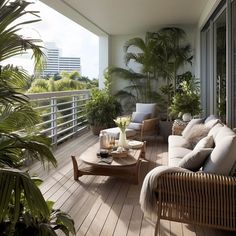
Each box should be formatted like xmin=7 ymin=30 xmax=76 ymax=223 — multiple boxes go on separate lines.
xmin=233 ymin=0 xmax=236 ymax=127
xmin=215 ymin=10 xmax=226 ymax=122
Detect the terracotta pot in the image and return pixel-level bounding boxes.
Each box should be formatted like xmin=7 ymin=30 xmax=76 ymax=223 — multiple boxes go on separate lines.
xmin=90 ymin=125 xmax=106 ymax=135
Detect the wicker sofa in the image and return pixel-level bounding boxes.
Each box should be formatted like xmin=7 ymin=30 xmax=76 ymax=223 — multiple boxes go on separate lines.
xmin=142 ymin=116 xmax=236 ymax=235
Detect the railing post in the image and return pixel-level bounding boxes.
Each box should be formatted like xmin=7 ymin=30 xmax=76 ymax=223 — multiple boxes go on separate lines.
xmin=51 ymin=97 xmax=57 ymax=146
xmin=72 ymin=95 xmax=77 ymax=134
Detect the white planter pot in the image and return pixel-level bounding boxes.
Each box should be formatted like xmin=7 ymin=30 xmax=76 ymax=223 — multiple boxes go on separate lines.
xmin=182 ymin=113 xmax=192 ymax=122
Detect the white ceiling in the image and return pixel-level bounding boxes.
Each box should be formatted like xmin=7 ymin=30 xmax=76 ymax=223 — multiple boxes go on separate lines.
xmin=42 ymin=0 xmax=209 ymax=35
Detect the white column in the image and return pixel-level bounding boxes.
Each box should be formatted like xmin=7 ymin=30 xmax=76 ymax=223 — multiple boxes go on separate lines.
xmin=99 ymin=35 xmax=110 ymax=89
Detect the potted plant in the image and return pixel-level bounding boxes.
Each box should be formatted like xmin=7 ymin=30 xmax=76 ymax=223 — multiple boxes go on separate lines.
xmin=86 ymin=88 xmax=122 ymax=135
xmin=169 ymin=72 xmax=202 ymax=120
xmin=0 ymin=1 xmax=75 ymax=234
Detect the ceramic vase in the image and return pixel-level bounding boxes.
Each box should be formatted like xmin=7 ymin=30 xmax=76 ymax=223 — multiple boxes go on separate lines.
xmin=182 ymin=113 xmax=192 ymax=122
xmin=118 ymin=129 xmax=128 ymax=148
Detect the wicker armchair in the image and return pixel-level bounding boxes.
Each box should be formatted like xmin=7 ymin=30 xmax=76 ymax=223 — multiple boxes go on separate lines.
xmin=128 ymin=103 xmax=158 ymax=140
xmin=154 ymin=172 xmax=236 ymax=236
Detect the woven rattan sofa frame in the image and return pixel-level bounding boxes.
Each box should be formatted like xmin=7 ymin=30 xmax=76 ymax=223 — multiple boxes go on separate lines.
xmin=154 ymin=172 xmax=236 ymax=236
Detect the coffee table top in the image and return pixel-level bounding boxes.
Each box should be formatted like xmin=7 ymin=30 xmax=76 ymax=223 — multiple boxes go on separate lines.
xmin=80 ymin=142 xmax=143 ymax=167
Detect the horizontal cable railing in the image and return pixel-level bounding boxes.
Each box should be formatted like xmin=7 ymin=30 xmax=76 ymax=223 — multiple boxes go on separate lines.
xmin=27 ymin=90 xmax=91 ymax=146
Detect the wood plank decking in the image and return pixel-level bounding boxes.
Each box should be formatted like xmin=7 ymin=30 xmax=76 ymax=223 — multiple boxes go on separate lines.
xmin=28 ymin=131 xmax=235 ymax=236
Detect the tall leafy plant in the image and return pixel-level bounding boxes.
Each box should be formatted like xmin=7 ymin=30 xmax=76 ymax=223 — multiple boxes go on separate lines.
xmin=109 ymin=34 xmax=161 ymax=105
xmin=109 ymin=27 xmax=193 ymax=115
xmin=0 ymin=1 xmax=75 ymax=235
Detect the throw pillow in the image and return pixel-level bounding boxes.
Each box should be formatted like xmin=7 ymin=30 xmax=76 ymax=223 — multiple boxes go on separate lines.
xmin=204 ymin=115 xmax=218 ymax=124
xmin=207 ymin=123 xmax=223 ymax=140
xmin=203 ymin=135 xmax=236 ymax=175
xmin=178 ymin=148 xmax=213 ymax=171
xmin=131 ymin=112 xmax=150 ymax=123
xmin=204 ymin=119 xmax=220 ymax=129
xmin=194 ymin=135 xmax=214 ymax=150
xmin=182 ymin=118 xmax=203 ymax=138
xmin=184 ymin=124 xmax=210 ymax=148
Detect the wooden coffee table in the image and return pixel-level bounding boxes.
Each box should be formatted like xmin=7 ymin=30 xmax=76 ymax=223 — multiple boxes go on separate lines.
xmin=71 ymin=141 xmax=146 ymax=184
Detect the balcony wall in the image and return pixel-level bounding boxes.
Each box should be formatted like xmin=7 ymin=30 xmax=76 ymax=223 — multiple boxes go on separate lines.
xmin=109 ymin=26 xmax=197 ymax=95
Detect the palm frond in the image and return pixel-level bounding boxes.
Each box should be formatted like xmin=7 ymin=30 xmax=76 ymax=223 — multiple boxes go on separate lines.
xmin=124 ymin=37 xmax=146 ymax=52
xmin=108 ymin=67 xmax=144 ymax=80
xmin=0 ymin=168 xmax=50 ymax=222
xmin=0 ymin=0 xmax=44 ymax=69
xmin=0 ymin=104 xmax=39 ymax=132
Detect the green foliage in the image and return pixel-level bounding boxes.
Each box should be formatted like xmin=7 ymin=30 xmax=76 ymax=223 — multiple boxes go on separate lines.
xmin=0 ymin=1 xmax=75 ymax=235
xmin=28 ymin=77 xmax=86 ymax=93
xmin=169 ymin=72 xmax=201 ymax=118
xmin=86 ymin=88 xmax=122 ymax=128
xmin=110 ymin=27 xmax=193 ymax=112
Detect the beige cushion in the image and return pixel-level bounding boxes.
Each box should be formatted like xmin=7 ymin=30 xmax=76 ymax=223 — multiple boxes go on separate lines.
xmin=182 ymin=118 xmax=203 ymax=138
xmin=214 ymin=125 xmax=236 ymax=144
xmin=168 ymin=135 xmax=191 ymax=149
xmin=178 ymin=148 xmax=213 ymax=171
xmin=207 ymin=123 xmax=224 ymax=141
xmin=203 ymin=135 xmax=236 ymax=175
xmin=183 ymin=124 xmax=210 ymax=148
xmin=204 ymin=115 xmax=218 ymax=124
xmin=128 ymin=122 xmax=142 ymax=130
xmin=168 ymin=147 xmax=192 ymax=167
xmin=204 ymin=119 xmax=220 ymax=129
xmin=194 ymin=136 xmax=214 ymax=150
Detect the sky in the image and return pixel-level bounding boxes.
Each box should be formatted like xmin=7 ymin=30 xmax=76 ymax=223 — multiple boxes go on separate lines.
xmin=4 ymin=0 xmax=99 ymax=79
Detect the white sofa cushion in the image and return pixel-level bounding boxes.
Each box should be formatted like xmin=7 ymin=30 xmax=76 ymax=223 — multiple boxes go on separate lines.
xmin=178 ymin=148 xmax=213 ymax=171
xmin=207 ymin=123 xmax=224 ymax=141
xmin=168 ymin=135 xmax=191 ymax=149
xmin=204 ymin=119 xmax=220 ymax=129
xmin=194 ymin=136 xmax=214 ymax=149
xmin=168 ymin=147 xmax=192 ymax=167
xmin=182 ymin=118 xmax=203 ymax=138
xmin=203 ymin=135 xmax=236 ymax=175
xmin=214 ymin=125 xmax=236 ymax=144
xmin=204 ymin=115 xmax=218 ymax=124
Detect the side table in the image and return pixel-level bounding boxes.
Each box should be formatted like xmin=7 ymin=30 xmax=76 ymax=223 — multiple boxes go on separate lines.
xmin=172 ymin=119 xmax=189 ymax=135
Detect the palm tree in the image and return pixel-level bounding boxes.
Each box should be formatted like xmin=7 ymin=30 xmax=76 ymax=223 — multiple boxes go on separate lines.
xmin=151 ymin=27 xmax=193 ymax=93
xmin=109 ymin=34 xmax=160 ymax=105
xmin=0 ymin=0 xmax=75 ymax=235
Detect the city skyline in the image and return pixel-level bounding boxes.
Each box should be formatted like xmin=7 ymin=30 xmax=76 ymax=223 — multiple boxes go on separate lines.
xmin=2 ymin=0 xmax=99 ymax=79
xmin=41 ymin=42 xmax=81 ymax=77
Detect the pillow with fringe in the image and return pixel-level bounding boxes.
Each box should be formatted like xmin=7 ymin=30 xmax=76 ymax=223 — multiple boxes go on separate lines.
xmin=184 ymin=124 xmax=210 ymax=148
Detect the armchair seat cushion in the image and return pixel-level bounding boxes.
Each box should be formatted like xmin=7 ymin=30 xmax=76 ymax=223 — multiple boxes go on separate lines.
xmin=128 ymin=122 xmax=142 ymax=131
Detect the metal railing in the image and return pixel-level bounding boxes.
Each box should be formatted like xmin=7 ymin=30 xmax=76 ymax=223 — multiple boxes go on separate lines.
xmin=27 ymin=90 xmax=90 ymax=146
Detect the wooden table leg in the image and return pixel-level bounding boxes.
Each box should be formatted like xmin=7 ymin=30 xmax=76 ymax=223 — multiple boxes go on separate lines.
xmin=71 ymin=155 xmax=83 ymax=180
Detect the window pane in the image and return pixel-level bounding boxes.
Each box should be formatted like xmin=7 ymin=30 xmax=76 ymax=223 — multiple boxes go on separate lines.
xmin=215 ymin=10 xmax=226 ymax=122
xmin=233 ymin=0 xmax=236 ymax=127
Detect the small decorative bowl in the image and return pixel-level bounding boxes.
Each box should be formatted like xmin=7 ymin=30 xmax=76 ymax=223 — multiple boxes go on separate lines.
xmin=100 ymin=149 xmax=109 ymax=158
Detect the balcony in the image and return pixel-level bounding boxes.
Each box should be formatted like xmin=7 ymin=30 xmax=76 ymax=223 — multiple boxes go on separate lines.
xmin=30 ymin=130 xmax=234 ymax=236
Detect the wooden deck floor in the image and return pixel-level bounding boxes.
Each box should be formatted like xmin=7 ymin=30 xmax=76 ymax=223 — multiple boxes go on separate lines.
xmin=29 ymin=131 xmax=235 ymax=236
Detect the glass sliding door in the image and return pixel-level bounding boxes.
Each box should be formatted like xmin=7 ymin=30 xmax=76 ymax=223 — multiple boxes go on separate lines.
xmin=214 ymin=9 xmax=226 ymax=122
xmin=232 ymin=0 xmax=236 ymax=127
xmin=201 ymin=0 xmax=236 ymax=127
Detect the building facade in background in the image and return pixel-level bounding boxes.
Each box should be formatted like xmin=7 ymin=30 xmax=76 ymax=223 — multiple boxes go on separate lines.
xmin=41 ymin=42 xmax=81 ymax=77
